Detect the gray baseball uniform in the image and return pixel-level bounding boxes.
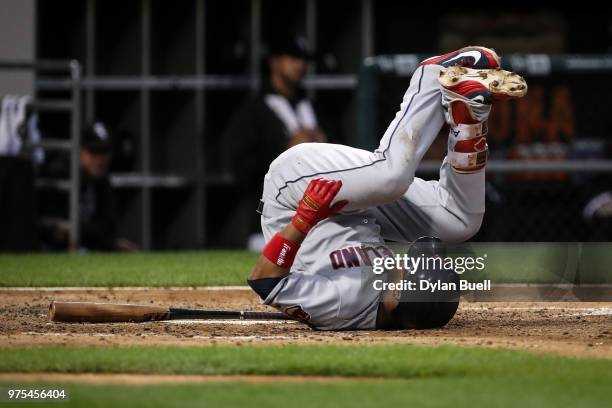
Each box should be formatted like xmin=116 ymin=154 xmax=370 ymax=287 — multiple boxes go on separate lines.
xmin=259 ymin=65 xmax=486 ymax=330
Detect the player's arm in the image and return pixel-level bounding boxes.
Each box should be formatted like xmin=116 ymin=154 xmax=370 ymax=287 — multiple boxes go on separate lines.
xmin=248 ymin=223 xmax=305 ymax=281
xmin=247 ymin=178 xmax=347 ymax=299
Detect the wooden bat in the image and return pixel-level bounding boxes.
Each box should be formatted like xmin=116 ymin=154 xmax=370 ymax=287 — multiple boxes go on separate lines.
xmin=49 ymin=301 xmax=296 ymax=323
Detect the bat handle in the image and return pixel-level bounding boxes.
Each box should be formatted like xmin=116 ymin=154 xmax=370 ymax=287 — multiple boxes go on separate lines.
xmin=168 ymin=308 xmax=297 ymax=321
xmin=241 ymin=311 xmax=297 ymax=320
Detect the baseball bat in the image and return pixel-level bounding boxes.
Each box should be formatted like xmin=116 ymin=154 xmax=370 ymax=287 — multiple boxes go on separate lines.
xmin=49 ymin=301 xmax=296 ymax=323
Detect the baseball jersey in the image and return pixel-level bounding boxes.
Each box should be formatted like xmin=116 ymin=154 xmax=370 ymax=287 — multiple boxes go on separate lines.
xmin=262 ymin=211 xmax=393 ymax=330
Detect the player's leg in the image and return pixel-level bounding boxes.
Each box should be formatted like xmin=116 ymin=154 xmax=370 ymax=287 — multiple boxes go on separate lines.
xmin=373 ymin=155 xmax=487 ymax=243
xmin=261 ymin=46 xmax=505 ymax=240
xmin=259 ymin=64 xmax=445 ymax=240
xmin=263 ymin=63 xmax=445 ymax=218
xmin=261 ymin=46 xmax=514 ymax=243
xmin=374 ymin=67 xmax=527 ymax=243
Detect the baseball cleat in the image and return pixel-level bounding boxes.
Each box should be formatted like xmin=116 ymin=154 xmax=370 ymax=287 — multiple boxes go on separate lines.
xmin=420 ymin=46 xmax=501 ymax=69
xmin=438 ymin=66 xmax=528 ymax=104
xmin=439 ymin=67 xmax=527 ymax=125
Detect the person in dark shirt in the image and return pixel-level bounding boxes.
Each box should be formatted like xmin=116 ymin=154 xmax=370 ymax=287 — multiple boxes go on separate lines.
xmin=41 ymin=122 xmax=138 ymax=251
xmin=78 ymin=123 xmax=138 ymax=251
xmin=223 ymin=36 xmax=326 ymax=249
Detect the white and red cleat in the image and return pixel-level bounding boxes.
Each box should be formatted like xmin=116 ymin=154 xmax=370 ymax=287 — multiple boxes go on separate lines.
xmin=439 ymin=66 xmax=528 ymax=124
xmin=439 ymin=66 xmax=527 ymax=103
xmin=420 ymin=46 xmax=501 ymax=70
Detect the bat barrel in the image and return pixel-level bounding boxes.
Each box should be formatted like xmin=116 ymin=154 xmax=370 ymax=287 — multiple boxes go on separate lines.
xmin=49 ymin=301 xmax=171 ymax=323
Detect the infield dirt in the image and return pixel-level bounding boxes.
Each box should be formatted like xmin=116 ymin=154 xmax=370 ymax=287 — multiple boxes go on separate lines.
xmin=1 ymin=288 xmax=610 ymax=358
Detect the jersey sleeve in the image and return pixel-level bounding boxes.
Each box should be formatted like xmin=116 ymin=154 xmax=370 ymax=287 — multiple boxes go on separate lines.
xmin=263 ymin=272 xmax=341 ymax=330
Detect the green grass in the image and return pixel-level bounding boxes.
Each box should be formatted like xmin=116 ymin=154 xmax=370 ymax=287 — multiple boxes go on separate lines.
xmin=389 ymin=242 xmax=612 ymax=284
xmin=0 ymin=251 xmax=257 ymax=287
xmin=468 ymin=243 xmax=612 ymax=284
xmin=1 ymin=345 xmax=610 ymax=381
xmin=0 ymin=344 xmax=610 ymax=408
xmin=0 ymin=379 xmax=609 ymax=408
xmin=0 ymin=243 xmax=610 ymax=287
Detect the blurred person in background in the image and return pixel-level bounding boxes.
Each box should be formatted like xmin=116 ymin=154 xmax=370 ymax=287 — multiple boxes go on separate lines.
xmin=41 ymin=122 xmax=138 ymax=251
xmin=0 ymin=95 xmax=41 ymax=251
xmin=223 ymin=36 xmax=326 ymax=250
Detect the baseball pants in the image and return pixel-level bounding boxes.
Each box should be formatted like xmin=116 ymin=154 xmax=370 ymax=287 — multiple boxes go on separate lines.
xmin=261 ymin=64 xmax=485 ymax=245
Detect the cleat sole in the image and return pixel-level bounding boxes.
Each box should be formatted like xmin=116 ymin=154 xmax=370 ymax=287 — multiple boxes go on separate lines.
xmin=438 ymin=66 xmax=528 ymax=99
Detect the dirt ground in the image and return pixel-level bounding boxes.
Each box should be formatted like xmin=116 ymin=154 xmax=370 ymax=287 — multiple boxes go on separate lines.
xmin=1 ymin=288 xmax=611 ymax=359
xmin=0 ymin=372 xmax=391 ymax=384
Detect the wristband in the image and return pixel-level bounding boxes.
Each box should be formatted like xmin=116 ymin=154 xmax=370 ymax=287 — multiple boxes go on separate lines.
xmin=263 ymin=233 xmax=300 ymax=268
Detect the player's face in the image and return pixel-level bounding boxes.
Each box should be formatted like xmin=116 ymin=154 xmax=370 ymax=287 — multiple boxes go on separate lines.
xmin=80 ymin=149 xmax=112 ymax=178
xmin=272 ymin=55 xmax=306 ymax=84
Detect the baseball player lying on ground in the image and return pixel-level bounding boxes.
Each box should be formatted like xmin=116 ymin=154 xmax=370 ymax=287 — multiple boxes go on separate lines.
xmin=247 ymin=46 xmax=527 ymax=330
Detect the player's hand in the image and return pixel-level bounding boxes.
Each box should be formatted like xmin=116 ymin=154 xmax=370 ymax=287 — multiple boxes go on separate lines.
xmin=291 ymin=178 xmax=348 ymax=234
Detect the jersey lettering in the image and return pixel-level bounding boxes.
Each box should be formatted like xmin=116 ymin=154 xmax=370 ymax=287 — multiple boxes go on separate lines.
xmin=330 ymin=244 xmax=393 ymax=270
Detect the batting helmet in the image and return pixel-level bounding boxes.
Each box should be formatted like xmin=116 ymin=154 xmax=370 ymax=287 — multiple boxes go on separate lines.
xmin=390 ymin=237 xmax=460 ymax=329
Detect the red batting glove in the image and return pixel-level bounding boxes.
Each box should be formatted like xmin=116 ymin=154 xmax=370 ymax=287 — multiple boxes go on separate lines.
xmin=291 ymin=178 xmax=348 ymax=234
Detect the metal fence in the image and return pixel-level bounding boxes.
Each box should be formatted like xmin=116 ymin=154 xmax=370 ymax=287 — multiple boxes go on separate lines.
xmin=0 ymin=60 xmax=82 ymax=249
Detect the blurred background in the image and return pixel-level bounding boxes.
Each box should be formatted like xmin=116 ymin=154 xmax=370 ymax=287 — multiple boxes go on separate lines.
xmin=0 ymin=1 xmax=611 ymax=252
